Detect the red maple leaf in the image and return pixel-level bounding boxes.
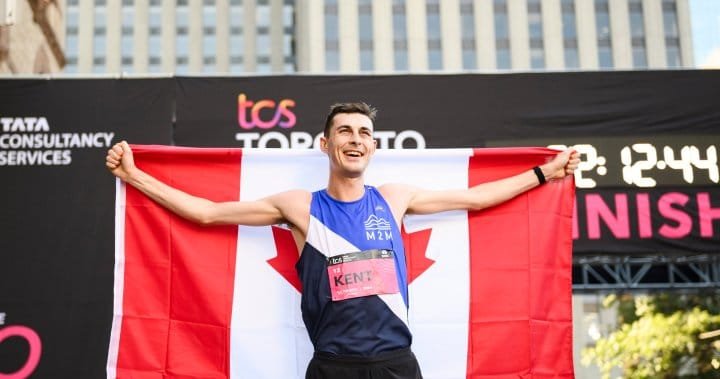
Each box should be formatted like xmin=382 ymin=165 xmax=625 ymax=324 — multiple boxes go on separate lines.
xmin=267 ymin=225 xmax=435 ymax=291
xmin=401 ymin=226 xmax=435 ymax=284
xmin=267 ymin=226 xmax=302 ymax=292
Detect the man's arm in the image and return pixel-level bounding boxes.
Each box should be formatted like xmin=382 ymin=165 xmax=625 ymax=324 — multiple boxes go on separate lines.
xmin=380 ymin=149 xmax=579 ymax=218
xmin=106 ymin=141 xmax=305 ymax=227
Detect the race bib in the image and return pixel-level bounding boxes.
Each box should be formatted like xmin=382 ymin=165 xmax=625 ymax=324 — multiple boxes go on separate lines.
xmin=327 ymin=249 xmax=400 ymax=301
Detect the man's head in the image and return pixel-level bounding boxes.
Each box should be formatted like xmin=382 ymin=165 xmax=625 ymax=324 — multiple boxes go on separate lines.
xmin=323 ymin=102 xmax=377 ymax=137
xmin=320 ymin=102 xmax=378 ymax=178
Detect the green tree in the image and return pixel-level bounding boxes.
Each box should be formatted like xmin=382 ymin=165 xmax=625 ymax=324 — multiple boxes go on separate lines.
xmin=581 ymin=291 xmax=720 ymax=379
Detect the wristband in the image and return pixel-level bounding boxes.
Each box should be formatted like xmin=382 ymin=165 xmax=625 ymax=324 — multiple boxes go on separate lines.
xmin=533 ymin=166 xmax=546 ymax=184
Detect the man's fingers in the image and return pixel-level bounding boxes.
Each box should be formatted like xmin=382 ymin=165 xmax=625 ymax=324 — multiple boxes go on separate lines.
xmin=108 ymin=148 xmax=119 ymax=160
xmin=112 ymin=143 xmax=124 ymax=155
xmin=120 ymin=141 xmax=132 ymax=154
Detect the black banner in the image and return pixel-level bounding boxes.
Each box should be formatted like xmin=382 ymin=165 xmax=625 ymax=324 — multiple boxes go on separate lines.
xmin=174 ymin=72 xmax=720 ymax=255
xmin=0 ymin=79 xmax=173 ymax=378
xmin=1 ymin=71 xmax=718 ymax=378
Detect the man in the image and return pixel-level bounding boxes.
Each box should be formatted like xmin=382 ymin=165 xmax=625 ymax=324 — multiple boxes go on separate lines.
xmin=106 ymin=102 xmax=579 ymax=379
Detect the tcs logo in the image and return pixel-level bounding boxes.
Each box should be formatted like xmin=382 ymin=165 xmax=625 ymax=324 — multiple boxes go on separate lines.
xmin=237 ymin=93 xmax=296 ymax=129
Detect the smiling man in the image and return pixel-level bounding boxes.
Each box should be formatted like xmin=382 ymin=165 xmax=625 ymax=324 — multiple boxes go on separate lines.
xmin=105 ymin=102 xmax=579 ymax=379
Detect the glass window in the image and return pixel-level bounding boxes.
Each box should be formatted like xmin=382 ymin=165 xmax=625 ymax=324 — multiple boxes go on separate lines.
xmin=562 ymin=13 xmax=576 ymax=39
xmin=149 ymin=35 xmax=161 ymax=56
xmin=663 ymin=1 xmax=679 ymax=37
xmin=494 ymin=1 xmax=509 ymax=39
xmin=93 ymin=30 xmax=106 ymax=59
xmin=663 ymin=0 xmax=681 ymax=67
xmin=497 ymin=48 xmax=510 ymax=69
xmin=426 ymin=0 xmax=442 ymax=70
xmin=257 ymin=3 xmax=270 ymax=27
xmin=359 ymin=0 xmax=373 ymax=71
xmin=283 ymin=34 xmax=292 ymax=56
xmin=462 ymin=49 xmax=476 ymax=70
xmin=66 ymin=34 xmax=78 ymax=56
xmin=596 ymin=12 xmax=610 ymax=40
xmin=256 ymin=62 xmax=272 ymax=73
xmin=176 ymin=33 xmax=188 ymax=56
xmin=325 ymin=50 xmax=339 ymax=72
xmin=595 ymin=0 xmax=612 ymax=69
xmin=230 ymin=34 xmax=244 ymax=56
xmin=564 ymin=48 xmax=579 ymax=69
xmin=230 ymin=6 xmax=243 ymax=30
xmin=528 ymin=11 xmax=542 ymax=40
xmin=428 ymin=49 xmax=442 ymax=70
xmin=203 ymin=6 xmax=216 ymax=26
xmin=561 ymin=0 xmax=578 ymax=69
xmin=460 ymin=0 xmax=476 ymax=70
xmin=632 ymin=46 xmax=647 ymax=68
xmin=204 ymin=34 xmax=216 ymax=57
xmin=67 ymin=8 xmax=79 ymax=28
xmin=176 ymin=7 xmax=188 ymax=30
xmin=227 ymin=4 xmax=243 ymax=69
xmin=528 ymin=0 xmax=543 ymax=69
xmin=666 ymin=45 xmax=681 ymax=68
xmin=530 ymin=47 xmax=544 ymax=69
xmin=122 ymin=57 xmax=133 ymax=73
xmin=599 ymin=46 xmax=613 ymax=69
xmin=149 ymin=9 xmax=161 ymax=27
xmin=495 ymin=0 xmax=510 ymax=68
xmin=630 ymin=10 xmax=644 ymax=38
xmin=392 ymin=0 xmax=407 ymax=71
xmin=254 ymin=33 xmax=268 ymax=56
xmin=325 ymin=0 xmax=339 ymax=71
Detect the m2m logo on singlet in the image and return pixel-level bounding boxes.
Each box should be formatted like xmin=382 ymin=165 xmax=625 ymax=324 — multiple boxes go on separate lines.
xmin=364 ymin=215 xmax=393 ymax=241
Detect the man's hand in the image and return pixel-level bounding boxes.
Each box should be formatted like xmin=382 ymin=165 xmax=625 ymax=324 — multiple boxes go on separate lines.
xmin=542 ymin=149 xmax=580 ymax=181
xmin=105 ymin=141 xmax=136 ymax=181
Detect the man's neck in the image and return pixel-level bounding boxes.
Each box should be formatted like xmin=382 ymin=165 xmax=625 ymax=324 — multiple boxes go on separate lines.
xmin=326 ymin=175 xmax=366 ymax=202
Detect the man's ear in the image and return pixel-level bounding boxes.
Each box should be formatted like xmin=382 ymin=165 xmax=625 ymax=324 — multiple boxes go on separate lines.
xmin=319 ymin=136 xmax=328 ymax=153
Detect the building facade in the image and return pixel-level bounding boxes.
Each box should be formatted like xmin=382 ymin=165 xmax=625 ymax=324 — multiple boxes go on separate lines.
xmin=0 ymin=0 xmax=65 ymax=74
xmin=63 ymin=0 xmax=694 ymax=74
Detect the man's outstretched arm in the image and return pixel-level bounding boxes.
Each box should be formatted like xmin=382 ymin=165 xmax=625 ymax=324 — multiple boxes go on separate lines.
xmin=381 ymin=149 xmax=579 ymax=217
xmin=106 ymin=141 xmax=302 ymax=227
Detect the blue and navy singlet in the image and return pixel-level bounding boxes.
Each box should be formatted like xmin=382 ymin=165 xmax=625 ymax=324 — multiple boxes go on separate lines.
xmin=296 ymin=186 xmax=411 ymax=356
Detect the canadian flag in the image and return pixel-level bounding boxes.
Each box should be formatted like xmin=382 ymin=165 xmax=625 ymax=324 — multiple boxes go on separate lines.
xmin=107 ymin=145 xmax=575 ymax=379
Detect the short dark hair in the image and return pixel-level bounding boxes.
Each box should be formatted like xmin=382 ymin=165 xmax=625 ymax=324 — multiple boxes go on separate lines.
xmin=323 ymin=102 xmax=378 ymax=137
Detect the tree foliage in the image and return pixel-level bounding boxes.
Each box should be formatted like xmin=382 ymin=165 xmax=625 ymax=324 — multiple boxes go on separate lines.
xmin=581 ymin=291 xmax=720 ymax=379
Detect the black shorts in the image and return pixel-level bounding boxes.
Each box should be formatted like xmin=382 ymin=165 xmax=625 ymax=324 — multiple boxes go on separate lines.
xmin=305 ymin=348 xmax=423 ymax=379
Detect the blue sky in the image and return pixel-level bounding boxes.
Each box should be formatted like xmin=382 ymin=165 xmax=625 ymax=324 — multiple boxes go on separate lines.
xmin=689 ymin=0 xmax=720 ymax=67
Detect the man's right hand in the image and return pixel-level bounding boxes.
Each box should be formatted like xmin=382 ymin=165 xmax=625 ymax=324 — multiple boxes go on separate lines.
xmin=106 ymin=141 xmax=136 ymax=181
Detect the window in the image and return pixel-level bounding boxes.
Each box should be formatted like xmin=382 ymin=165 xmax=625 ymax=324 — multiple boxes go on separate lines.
xmin=392 ymin=0 xmax=407 ymax=71
xmin=426 ymin=0 xmax=442 ymax=70
xmin=663 ymin=0 xmax=681 ymax=67
xmin=561 ymin=0 xmax=578 ymax=69
xmin=595 ymin=0 xmax=613 ymax=69
xmin=528 ymin=0 xmax=544 ymax=69
xmin=324 ymin=0 xmax=339 ymax=71
xmin=494 ymin=0 xmax=510 ymax=69
xmin=460 ymin=0 xmax=476 ymax=70
xmin=629 ymin=0 xmax=647 ymax=68
xmin=358 ymin=0 xmax=373 ymax=71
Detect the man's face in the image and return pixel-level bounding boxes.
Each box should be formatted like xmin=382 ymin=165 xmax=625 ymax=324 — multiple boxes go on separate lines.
xmin=320 ymin=112 xmax=377 ymax=178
